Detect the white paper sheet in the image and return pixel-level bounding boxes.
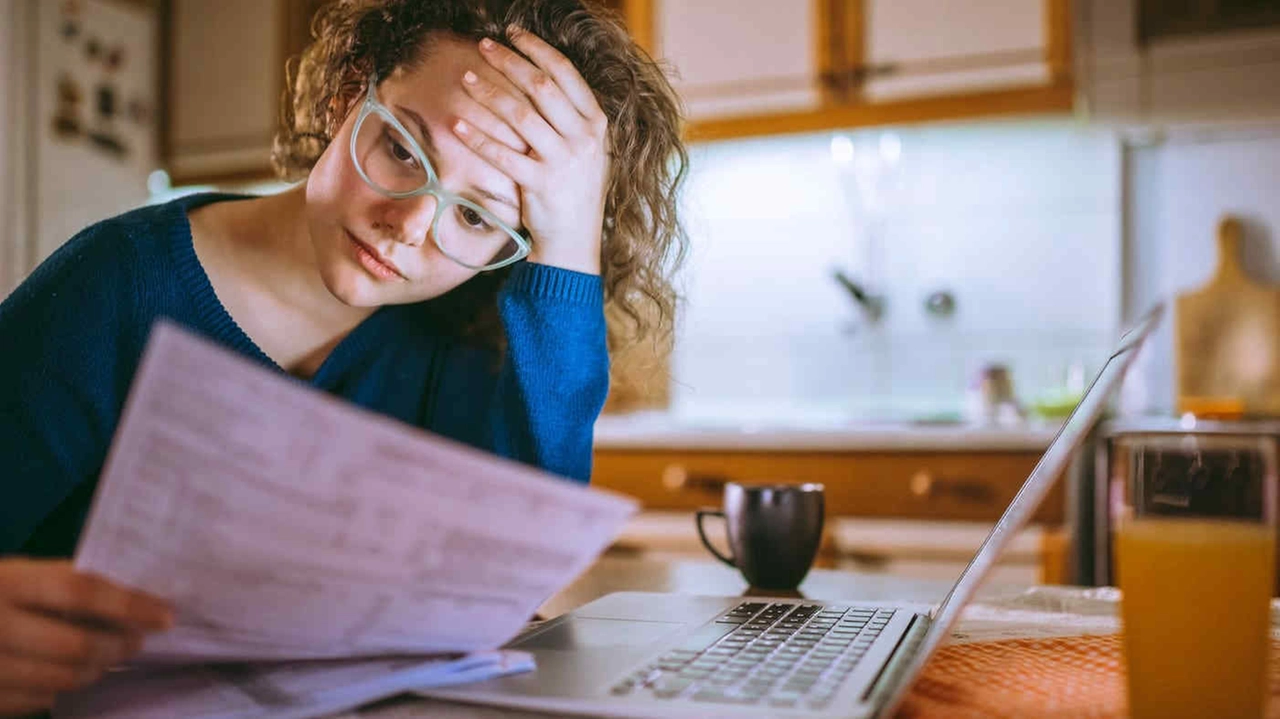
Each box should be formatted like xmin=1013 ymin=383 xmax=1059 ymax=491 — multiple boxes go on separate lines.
xmin=74 ymin=320 xmax=638 ymax=663
xmin=52 ymin=650 xmax=535 ymax=719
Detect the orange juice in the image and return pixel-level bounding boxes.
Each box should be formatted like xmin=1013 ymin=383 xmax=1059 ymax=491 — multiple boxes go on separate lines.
xmin=1118 ymin=518 xmax=1275 ymax=719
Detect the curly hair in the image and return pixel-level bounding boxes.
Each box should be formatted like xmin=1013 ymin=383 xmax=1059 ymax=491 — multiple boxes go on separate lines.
xmin=273 ymin=0 xmax=687 ymax=360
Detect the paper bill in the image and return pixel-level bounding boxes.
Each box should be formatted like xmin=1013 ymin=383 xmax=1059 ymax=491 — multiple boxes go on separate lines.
xmin=74 ymin=320 xmax=637 ymax=663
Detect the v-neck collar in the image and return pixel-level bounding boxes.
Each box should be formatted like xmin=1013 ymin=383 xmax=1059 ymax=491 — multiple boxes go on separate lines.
xmin=168 ymin=192 xmax=394 ymax=387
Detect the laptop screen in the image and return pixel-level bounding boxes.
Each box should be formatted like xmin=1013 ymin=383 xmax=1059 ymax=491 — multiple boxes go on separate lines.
xmin=881 ymin=303 xmax=1164 ymax=711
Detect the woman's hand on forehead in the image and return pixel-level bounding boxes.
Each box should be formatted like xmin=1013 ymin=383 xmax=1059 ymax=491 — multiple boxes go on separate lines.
xmin=450 ymin=60 xmax=529 ymax=155
xmin=450 ymin=26 xmax=609 ymax=275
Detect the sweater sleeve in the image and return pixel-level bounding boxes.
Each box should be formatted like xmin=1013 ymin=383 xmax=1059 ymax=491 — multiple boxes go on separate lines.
xmin=0 ymin=220 xmax=138 ymax=556
xmin=483 ymin=262 xmax=608 ymax=484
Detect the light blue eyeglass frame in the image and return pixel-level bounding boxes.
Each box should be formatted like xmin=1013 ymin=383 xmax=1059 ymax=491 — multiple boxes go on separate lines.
xmin=349 ymin=75 xmax=530 ymax=271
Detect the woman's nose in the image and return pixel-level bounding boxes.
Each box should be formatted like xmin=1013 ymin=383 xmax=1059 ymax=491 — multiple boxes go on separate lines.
xmin=374 ymin=194 xmax=437 ymax=247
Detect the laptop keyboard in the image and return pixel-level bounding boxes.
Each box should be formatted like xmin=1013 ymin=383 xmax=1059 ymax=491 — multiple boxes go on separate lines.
xmin=608 ymin=601 xmax=895 ymax=710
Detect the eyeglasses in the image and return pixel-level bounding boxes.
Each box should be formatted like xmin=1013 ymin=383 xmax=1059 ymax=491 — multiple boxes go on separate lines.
xmin=348 ymin=75 xmax=530 ymax=271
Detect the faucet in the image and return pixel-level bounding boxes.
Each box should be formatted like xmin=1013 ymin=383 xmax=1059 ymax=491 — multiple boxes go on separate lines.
xmin=832 ymin=268 xmax=885 ymax=323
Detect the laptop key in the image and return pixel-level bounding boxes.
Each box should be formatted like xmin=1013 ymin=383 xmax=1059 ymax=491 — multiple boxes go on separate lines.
xmin=692 ymin=690 xmax=751 ymax=704
xmin=652 ymin=676 xmax=695 ymax=698
xmin=675 ymin=621 xmax=738 ymax=653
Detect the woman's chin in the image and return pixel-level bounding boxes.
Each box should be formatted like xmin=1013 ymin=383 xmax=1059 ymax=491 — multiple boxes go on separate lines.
xmin=320 ymin=264 xmax=389 ymax=308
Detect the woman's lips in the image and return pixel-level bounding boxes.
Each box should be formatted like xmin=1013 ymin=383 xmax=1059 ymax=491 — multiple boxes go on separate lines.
xmin=345 ymin=230 xmax=407 ymax=281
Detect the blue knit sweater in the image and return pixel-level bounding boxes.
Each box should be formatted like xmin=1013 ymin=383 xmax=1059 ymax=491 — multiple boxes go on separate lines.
xmin=0 ymin=193 xmax=609 ymax=557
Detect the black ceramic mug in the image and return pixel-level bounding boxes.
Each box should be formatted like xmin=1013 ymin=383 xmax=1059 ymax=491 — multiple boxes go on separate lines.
xmin=695 ymin=482 xmax=825 ymax=590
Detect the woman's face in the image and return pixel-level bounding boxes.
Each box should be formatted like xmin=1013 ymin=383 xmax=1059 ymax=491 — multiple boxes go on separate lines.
xmin=304 ymin=34 xmax=528 ymax=308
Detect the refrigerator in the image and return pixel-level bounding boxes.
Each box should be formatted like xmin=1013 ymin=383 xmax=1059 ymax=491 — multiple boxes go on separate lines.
xmin=1 ymin=0 xmax=158 ymax=296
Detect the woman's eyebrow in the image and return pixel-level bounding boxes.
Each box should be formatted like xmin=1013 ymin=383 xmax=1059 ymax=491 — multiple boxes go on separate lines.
xmin=395 ymin=103 xmax=519 ymax=212
xmin=396 ymin=104 xmax=438 ymax=154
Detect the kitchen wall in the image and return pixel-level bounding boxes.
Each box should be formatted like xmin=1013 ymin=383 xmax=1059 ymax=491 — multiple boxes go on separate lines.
xmin=1123 ymin=126 xmax=1280 ymax=414
xmin=671 ymin=119 xmax=1123 ymax=422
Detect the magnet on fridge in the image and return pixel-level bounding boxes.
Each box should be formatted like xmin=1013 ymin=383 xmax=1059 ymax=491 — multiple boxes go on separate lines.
xmin=51 ymin=73 xmax=83 ymax=140
xmin=57 ymin=73 xmax=82 ymax=104
xmin=106 ymin=46 xmax=125 ymax=72
xmin=96 ymin=85 xmax=117 ymax=119
xmin=87 ymin=130 xmax=128 ymax=159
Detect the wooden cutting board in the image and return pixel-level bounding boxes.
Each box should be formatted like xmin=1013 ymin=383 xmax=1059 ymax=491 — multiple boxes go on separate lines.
xmin=1175 ymin=216 xmax=1280 ymax=417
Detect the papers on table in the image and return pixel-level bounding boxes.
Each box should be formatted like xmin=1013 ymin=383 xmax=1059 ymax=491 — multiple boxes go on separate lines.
xmin=54 ymin=651 xmax=535 ymax=719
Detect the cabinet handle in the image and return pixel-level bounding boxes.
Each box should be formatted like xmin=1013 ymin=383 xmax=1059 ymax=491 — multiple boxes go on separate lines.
xmin=662 ymin=465 xmax=729 ymax=494
xmin=910 ymin=470 xmax=995 ymax=503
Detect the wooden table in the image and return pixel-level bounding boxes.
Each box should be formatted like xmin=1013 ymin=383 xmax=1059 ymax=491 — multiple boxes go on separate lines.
xmin=346 ymin=556 xmax=1123 ymax=718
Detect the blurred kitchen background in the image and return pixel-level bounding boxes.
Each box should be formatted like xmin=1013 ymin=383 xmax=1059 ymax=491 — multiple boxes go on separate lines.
xmin=3 ymin=0 xmax=1279 ymax=588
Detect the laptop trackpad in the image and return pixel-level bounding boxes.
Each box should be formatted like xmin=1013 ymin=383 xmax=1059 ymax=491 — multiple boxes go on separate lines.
xmin=514 ymin=617 xmax=683 ymax=651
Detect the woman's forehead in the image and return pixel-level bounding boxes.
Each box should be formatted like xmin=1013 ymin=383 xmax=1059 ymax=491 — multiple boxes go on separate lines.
xmin=389 ymin=34 xmax=519 ymax=114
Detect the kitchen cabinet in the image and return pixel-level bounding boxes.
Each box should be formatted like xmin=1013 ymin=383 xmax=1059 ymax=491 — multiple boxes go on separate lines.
xmin=596 ymin=448 xmax=1071 ymax=583
xmin=653 ymin=0 xmax=826 ymax=122
xmin=856 ymin=0 xmax=1067 ymax=103
xmin=1079 ymin=0 xmax=1280 ymax=125
xmin=161 ymin=0 xmax=322 ymax=184
xmin=634 ymin=0 xmax=1074 ymax=142
xmin=592 ymin=447 xmax=1065 ymax=524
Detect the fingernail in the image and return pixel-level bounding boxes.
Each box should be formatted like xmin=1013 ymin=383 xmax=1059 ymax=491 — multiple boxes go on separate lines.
xmin=463 ymin=70 xmax=478 ymax=85
xmin=507 ymin=24 xmax=521 ymax=36
xmin=480 ymin=37 xmax=495 ymax=50
xmin=454 ymin=120 xmax=469 ymax=136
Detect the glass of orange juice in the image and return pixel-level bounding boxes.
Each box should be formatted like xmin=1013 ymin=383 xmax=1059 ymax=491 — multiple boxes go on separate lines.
xmin=1111 ymin=432 xmax=1277 ymax=719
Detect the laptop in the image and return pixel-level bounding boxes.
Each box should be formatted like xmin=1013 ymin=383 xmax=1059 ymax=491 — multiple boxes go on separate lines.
xmin=424 ymin=305 xmax=1163 ymax=718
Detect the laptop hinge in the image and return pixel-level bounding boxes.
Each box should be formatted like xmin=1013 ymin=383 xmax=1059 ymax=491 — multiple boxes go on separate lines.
xmin=863 ymin=613 xmax=930 ymax=705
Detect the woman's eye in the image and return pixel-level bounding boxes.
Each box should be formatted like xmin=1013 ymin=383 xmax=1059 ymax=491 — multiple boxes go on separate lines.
xmin=459 ymin=206 xmax=491 ymax=231
xmin=384 ymin=132 xmax=418 ymax=168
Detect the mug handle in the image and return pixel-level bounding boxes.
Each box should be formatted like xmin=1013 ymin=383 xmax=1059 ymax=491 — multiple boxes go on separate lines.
xmin=695 ymin=508 xmax=737 ymax=568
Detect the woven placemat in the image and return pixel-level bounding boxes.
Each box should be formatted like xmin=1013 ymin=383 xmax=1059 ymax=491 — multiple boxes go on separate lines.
xmin=895 ymin=634 xmax=1280 ymax=718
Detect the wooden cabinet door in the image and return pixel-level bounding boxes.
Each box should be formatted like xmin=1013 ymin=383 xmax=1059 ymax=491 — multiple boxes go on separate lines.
xmin=654 ymin=0 xmax=825 ymax=121
xmin=593 ymin=449 xmax=1065 ymax=523
xmin=163 ymin=0 xmax=323 ymax=184
xmin=165 ymin=0 xmax=282 ymax=183
xmin=857 ymin=0 xmax=1066 ymax=102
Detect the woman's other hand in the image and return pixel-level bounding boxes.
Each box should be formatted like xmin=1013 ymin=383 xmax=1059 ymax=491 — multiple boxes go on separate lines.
xmin=455 ymin=27 xmax=611 ymax=275
xmin=0 ymin=558 xmax=173 ymax=716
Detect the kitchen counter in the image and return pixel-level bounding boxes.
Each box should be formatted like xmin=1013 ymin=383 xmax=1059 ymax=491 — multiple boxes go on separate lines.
xmin=594 ymin=410 xmax=1065 ymax=451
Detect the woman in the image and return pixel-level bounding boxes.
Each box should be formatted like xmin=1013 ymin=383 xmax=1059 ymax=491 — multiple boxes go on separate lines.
xmin=0 ymin=0 xmax=686 ymax=712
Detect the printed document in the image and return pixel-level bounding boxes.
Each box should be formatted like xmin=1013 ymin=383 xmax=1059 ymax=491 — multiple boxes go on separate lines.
xmin=61 ymin=320 xmax=636 ymax=715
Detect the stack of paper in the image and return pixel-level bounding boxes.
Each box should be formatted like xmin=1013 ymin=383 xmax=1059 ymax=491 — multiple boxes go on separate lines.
xmin=55 ymin=321 xmax=637 ymax=717
xmin=55 ymin=651 xmax=535 ymax=719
